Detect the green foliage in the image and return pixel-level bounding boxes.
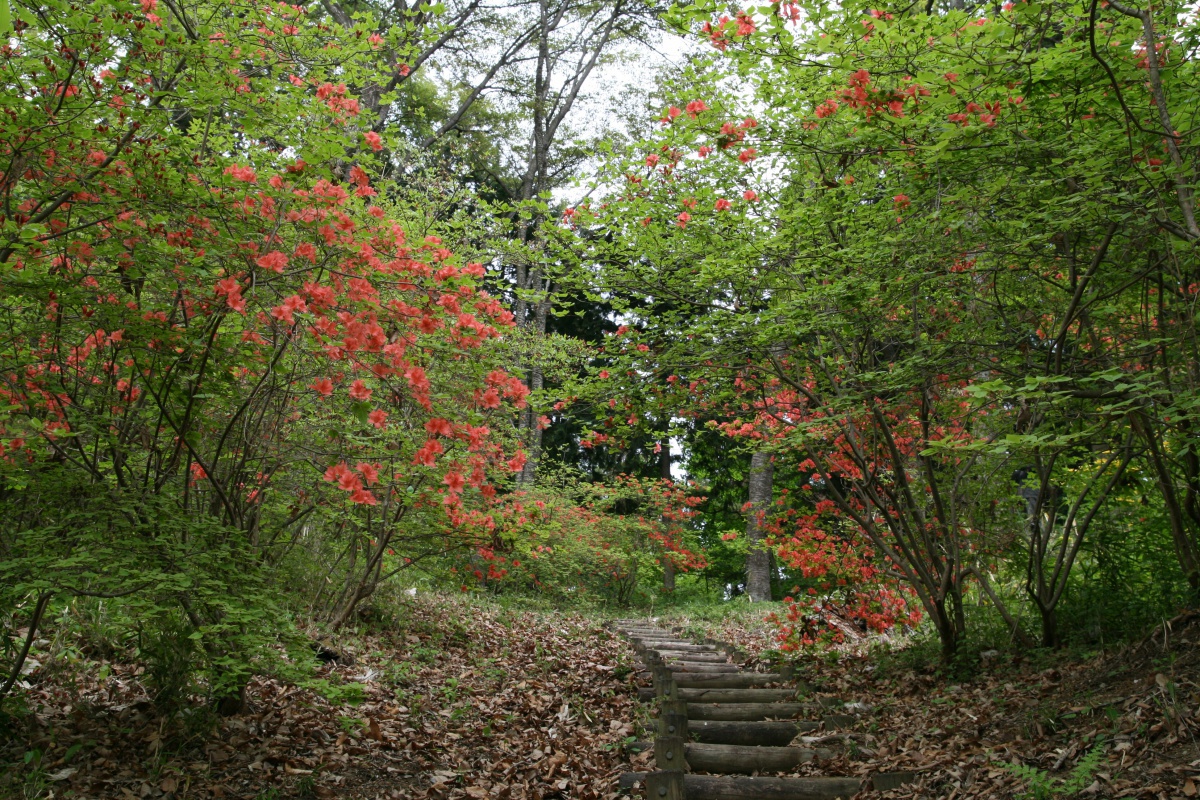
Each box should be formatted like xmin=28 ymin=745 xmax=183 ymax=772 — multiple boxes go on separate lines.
xmin=138 ymin=613 xmax=199 ymax=715
xmin=301 ymin=678 xmax=367 ymax=708
xmin=484 ymin=469 xmax=705 ymax=606
xmin=1005 ymin=742 xmax=1106 ymax=800
xmin=555 ymin=0 xmax=1200 ymax=656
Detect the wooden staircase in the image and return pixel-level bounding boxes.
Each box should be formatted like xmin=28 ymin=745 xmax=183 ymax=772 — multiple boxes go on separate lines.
xmin=612 ymin=620 xmax=913 ymax=800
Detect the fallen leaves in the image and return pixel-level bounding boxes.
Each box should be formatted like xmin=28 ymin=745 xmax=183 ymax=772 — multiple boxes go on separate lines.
xmin=2 ymin=595 xmax=643 ymax=800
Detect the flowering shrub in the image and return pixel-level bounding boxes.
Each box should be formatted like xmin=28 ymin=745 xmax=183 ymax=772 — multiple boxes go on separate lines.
xmin=0 ymin=0 xmax=528 ymax=704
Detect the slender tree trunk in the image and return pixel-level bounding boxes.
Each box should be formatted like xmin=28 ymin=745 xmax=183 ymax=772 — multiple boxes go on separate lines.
xmin=0 ymin=592 xmax=52 ymax=702
xmin=662 ymin=551 xmax=676 ymax=592
xmin=745 ymin=451 xmax=774 ymax=602
xmin=518 ymin=276 xmax=550 ymax=485
xmin=661 ymin=439 xmax=675 ymax=592
xmin=1132 ymin=412 xmax=1200 ymax=595
xmin=969 ymin=566 xmax=1036 ymax=649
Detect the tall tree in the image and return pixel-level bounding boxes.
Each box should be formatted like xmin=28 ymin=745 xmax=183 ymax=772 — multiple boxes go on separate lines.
xmin=744 ymin=450 xmax=774 ymax=602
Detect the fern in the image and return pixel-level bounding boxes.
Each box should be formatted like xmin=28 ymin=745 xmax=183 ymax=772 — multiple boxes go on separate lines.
xmin=1004 ymin=742 xmax=1105 ymax=800
xmin=1005 ymin=762 xmax=1057 ymax=800
xmin=1061 ymin=743 xmax=1105 ymax=794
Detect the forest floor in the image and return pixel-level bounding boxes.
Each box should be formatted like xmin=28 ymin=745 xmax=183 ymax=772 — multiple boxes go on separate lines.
xmin=0 ymin=595 xmax=642 ymax=800
xmin=3 ymin=596 xmax=1200 ymax=799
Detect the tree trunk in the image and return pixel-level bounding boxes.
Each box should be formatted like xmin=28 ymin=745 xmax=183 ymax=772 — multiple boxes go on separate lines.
xmin=1133 ymin=412 xmax=1200 ymax=595
xmin=933 ymin=597 xmax=960 ymax=661
xmin=662 ymin=439 xmax=676 ymax=592
xmin=1040 ymin=605 xmax=1058 ymax=649
xmin=969 ymin=566 xmax=1035 ymax=648
xmin=745 ymin=451 xmax=774 ymax=602
xmin=0 ymin=592 xmax=52 ymax=702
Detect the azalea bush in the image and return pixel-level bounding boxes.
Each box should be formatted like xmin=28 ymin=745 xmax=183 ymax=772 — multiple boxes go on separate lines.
xmin=0 ymin=0 xmax=530 ymax=706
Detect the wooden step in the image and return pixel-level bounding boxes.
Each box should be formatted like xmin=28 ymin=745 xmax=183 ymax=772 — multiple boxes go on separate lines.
xmin=688 ymin=719 xmax=817 ymax=745
xmin=664 ymin=663 xmax=741 ymax=673
xmin=648 ymin=651 xmax=729 ymax=663
xmin=643 ymin=677 xmax=790 ymax=701
xmin=686 ymin=703 xmax=817 ymax=721
xmin=635 ymin=772 xmax=862 ymax=800
xmin=674 ymin=674 xmax=789 ymax=689
xmin=635 ymin=641 xmax=718 ymax=652
xmin=672 ymin=742 xmax=833 ymax=773
xmin=619 ymin=772 xmax=915 ymax=797
xmin=628 ymin=743 xmax=835 ymax=772
xmin=630 ymin=633 xmax=689 ymax=639
xmin=658 ymin=660 xmax=734 ymax=670
xmin=677 ymin=688 xmax=801 ymax=703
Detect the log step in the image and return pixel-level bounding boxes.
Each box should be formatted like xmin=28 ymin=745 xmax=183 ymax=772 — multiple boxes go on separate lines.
xmin=649 ymin=651 xmax=729 ymax=663
xmin=686 ymin=703 xmax=831 ymax=721
xmin=688 ymin=719 xmax=817 ymax=746
xmin=635 ymin=641 xmax=718 ymax=652
xmin=674 ymin=674 xmax=790 ymax=689
xmin=678 ymin=742 xmax=834 ymax=774
xmin=632 ymin=772 xmax=862 ymax=800
xmin=634 ymin=742 xmax=833 ymax=773
xmin=662 ymin=665 xmax=741 ymax=676
xmin=619 ymin=772 xmax=915 ymax=796
xmin=640 ymin=677 xmax=784 ymax=701
xmin=665 ymin=663 xmax=740 ymax=673
xmin=618 ymin=626 xmax=673 ymax=633
xmin=678 ymin=688 xmax=801 ymax=703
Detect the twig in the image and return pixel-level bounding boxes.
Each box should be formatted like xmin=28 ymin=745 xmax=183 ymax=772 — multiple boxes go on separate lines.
xmin=0 ymin=591 xmax=53 ymax=701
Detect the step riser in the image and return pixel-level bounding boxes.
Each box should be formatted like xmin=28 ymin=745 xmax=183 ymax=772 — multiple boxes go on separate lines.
xmin=686 ymin=702 xmax=814 ymax=721
xmin=620 ymin=773 xmax=914 ymax=796
xmin=678 ymin=689 xmax=800 ymax=703
xmin=635 ymin=642 xmax=718 ymax=651
xmin=650 ymin=773 xmax=864 ymax=800
xmin=689 ymin=720 xmax=816 ymax=746
xmin=679 ymin=743 xmax=831 ymax=774
xmin=674 ymin=675 xmax=788 ymax=689
xmin=647 ymin=652 xmax=729 ymax=663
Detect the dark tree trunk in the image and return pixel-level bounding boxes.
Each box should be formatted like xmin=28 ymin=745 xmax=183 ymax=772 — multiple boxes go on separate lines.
xmin=1041 ymin=606 xmax=1058 ymax=649
xmin=934 ymin=598 xmax=960 ymax=661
